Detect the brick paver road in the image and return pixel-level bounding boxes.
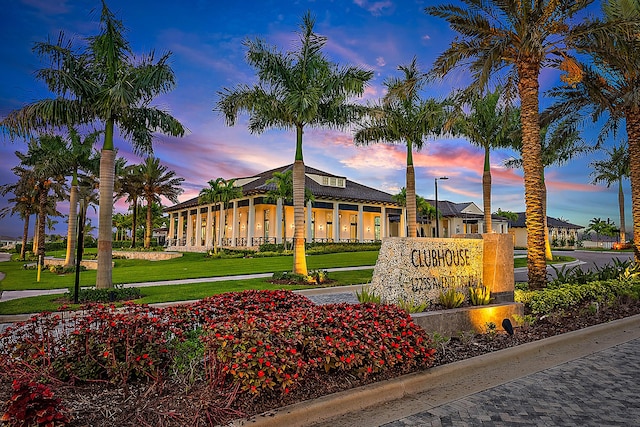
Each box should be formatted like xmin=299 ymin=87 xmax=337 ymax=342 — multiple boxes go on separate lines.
xmin=383 ymin=338 xmax=640 ymax=427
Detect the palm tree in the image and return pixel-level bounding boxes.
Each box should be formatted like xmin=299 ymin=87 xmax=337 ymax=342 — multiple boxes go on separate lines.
xmin=0 ymin=167 xmax=38 ymax=260
xmin=0 ymin=2 xmax=185 ymax=288
xmin=15 ymin=135 xmax=68 ymax=268
xmin=62 ymin=128 xmax=101 ymax=267
xmin=139 ymin=157 xmax=184 ymax=249
xmin=216 ymin=11 xmax=372 ymax=276
xmin=265 ymin=170 xmax=294 ymax=249
xmin=505 ymin=120 xmax=589 ymax=259
xmin=448 ymin=88 xmax=520 ymax=233
xmin=199 ymin=178 xmax=224 ymax=254
xmin=426 ymin=1 xmax=602 ymax=289
xmin=591 ymin=143 xmax=630 ymax=243
xmin=544 ymin=0 xmax=640 ymax=260
xmin=115 ymin=163 xmax=145 ymax=249
xmin=216 ymin=179 xmax=243 ymax=247
xmin=354 ymin=57 xmax=447 ymax=238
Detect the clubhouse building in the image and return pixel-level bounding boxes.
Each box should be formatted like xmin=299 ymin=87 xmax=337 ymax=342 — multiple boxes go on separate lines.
xmin=164 ymin=164 xmax=511 ymax=252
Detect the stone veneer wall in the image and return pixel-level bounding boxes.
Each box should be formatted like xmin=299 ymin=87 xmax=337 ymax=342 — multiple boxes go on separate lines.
xmin=112 ymin=251 xmax=183 ymax=261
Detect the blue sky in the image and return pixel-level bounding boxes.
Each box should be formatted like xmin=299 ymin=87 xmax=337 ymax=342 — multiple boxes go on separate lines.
xmin=0 ymin=0 xmax=627 ymax=239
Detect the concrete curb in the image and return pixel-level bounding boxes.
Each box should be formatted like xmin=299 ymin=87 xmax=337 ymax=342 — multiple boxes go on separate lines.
xmin=229 ymin=314 xmax=640 ymax=427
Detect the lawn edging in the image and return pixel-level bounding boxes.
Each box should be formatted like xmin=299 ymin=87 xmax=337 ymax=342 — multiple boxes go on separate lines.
xmin=229 ymin=314 xmax=640 ymax=427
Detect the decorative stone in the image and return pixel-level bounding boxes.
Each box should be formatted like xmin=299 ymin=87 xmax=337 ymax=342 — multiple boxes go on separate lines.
xmin=370 ymin=237 xmax=484 ymax=304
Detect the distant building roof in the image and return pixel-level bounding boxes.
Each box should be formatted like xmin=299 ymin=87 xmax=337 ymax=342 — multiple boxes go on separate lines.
xmin=508 ymin=212 xmax=583 ymax=229
xmin=165 ymin=164 xmax=400 ymax=213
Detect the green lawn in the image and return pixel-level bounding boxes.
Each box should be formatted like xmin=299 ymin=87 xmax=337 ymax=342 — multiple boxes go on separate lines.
xmin=0 ymin=269 xmax=373 ymax=315
xmin=0 ymin=251 xmax=380 ymax=291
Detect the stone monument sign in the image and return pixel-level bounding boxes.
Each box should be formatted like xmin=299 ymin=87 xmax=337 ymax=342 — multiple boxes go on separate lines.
xmin=369 ymin=237 xmax=484 ymax=304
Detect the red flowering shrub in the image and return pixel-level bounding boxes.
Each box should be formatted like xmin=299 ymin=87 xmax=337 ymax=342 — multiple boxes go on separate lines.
xmin=1 ymin=379 xmax=70 ymax=427
xmin=203 ymin=301 xmax=436 ymax=396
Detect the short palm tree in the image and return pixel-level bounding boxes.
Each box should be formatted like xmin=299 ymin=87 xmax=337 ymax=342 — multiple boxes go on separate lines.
xmin=0 ymin=167 xmax=38 ymax=260
xmin=591 ymin=143 xmax=630 ymax=243
xmin=15 ymin=134 xmax=68 ymax=267
xmin=216 ymin=11 xmax=372 ymax=275
xmin=115 ymin=163 xmax=145 ymax=249
xmin=216 ymin=179 xmax=243 ymax=246
xmin=449 ymin=88 xmax=520 ymax=233
xmin=265 ymin=170 xmax=294 ymax=249
xmin=199 ymin=178 xmax=224 ymax=254
xmin=354 ymin=57 xmax=447 ymax=238
xmin=426 ymin=0 xmax=602 ymax=289
xmin=139 ymin=157 xmax=184 ymax=249
xmin=0 ymin=2 xmax=185 ymax=288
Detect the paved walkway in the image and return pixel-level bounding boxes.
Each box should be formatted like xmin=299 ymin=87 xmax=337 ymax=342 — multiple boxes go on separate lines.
xmin=380 ymin=338 xmax=640 ymax=427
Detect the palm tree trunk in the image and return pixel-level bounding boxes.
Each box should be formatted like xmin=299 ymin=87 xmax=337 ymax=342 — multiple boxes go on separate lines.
xmin=618 ymin=179 xmax=626 ymax=243
xmin=145 ymin=197 xmax=152 ymax=249
xmin=32 ymin=213 xmax=38 ymax=253
xmin=213 ymin=209 xmax=218 ymax=254
xmin=20 ymin=213 xmax=30 ymax=261
xmin=293 ymin=154 xmax=308 ymax=276
xmin=542 ymin=178 xmax=553 ymax=260
xmin=482 ymin=146 xmax=492 ymax=233
xmin=626 ymin=108 xmax=640 ymax=262
xmin=131 ymin=202 xmax=138 ymax=248
xmin=64 ymin=183 xmax=78 ymax=267
xmin=517 ymin=63 xmax=546 ymax=289
xmin=97 ymin=147 xmax=115 ymax=289
xmin=406 ymin=165 xmax=417 ymax=238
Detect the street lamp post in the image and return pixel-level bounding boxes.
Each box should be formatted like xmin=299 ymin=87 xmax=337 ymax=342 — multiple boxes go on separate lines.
xmin=434 ymin=176 xmax=448 ymax=238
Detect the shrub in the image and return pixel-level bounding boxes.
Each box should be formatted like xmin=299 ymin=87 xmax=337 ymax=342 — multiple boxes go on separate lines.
xmin=438 ymin=288 xmax=465 ymax=309
xmin=356 ymin=285 xmax=381 ymax=304
xmin=65 ymin=285 xmax=141 ymax=303
xmin=1 ymin=380 xmax=70 ymax=427
xmin=396 ymin=297 xmax=429 ymax=313
xmin=469 ymin=285 xmax=492 ymax=306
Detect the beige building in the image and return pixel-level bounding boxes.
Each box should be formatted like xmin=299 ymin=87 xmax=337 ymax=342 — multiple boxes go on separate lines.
xmin=164 ymin=164 xmax=405 ymax=251
xmin=508 ymin=213 xmax=583 ymax=248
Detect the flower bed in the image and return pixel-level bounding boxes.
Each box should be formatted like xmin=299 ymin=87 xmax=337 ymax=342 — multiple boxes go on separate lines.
xmin=0 ymin=290 xmax=436 ymax=426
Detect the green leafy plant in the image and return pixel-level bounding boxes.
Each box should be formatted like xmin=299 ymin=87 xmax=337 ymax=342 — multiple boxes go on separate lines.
xmin=469 ymin=285 xmax=492 ymax=305
xmin=438 ymin=288 xmax=465 ymax=309
xmin=396 ymin=296 xmax=429 ymax=313
xmin=355 ymin=285 xmax=381 ymax=304
xmin=512 ymin=314 xmax=536 ymax=329
xmin=65 ymin=285 xmax=141 ymax=303
xmin=485 ymin=321 xmax=497 ymax=338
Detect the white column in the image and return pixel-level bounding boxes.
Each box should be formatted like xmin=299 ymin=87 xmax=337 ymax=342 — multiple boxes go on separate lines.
xmin=333 ymin=204 xmax=340 ymax=242
xmin=275 ymin=198 xmax=283 ymax=244
xmin=248 ymin=198 xmax=255 ymax=246
xmin=195 ymin=209 xmax=202 ymax=246
xmin=381 ymin=207 xmax=387 ymax=239
xmin=218 ymin=205 xmax=225 ymax=247
xmin=232 ymin=201 xmax=238 ymax=246
xmin=205 ymin=206 xmax=212 ymax=248
xmin=306 ymin=200 xmax=312 ymax=242
xmin=168 ymin=213 xmax=175 ymax=243
xmin=358 ymin=204 xmax=364 ymax=242
xmin=186 ymin=210 xmax=193 ymax=247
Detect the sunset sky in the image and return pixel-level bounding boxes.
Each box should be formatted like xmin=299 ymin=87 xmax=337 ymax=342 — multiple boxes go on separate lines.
xmin=0 ymin=0 xmax=626 ymax=239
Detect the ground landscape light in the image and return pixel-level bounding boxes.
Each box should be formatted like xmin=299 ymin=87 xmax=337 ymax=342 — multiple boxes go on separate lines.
xmin=502 ymin=318 xmax=514 ymax=336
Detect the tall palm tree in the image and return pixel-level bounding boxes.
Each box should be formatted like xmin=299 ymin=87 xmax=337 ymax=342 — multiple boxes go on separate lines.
xmin=199 ymin=177 xmax=225 ymax=254
xmin=449 ymin=88 xmax=520 ymax=233
xmin=0 ymin=2 xmax=185 ymax=288
xmin=0 ymin=167 xmax=38 ymax=260
xmin=426 ymin=0 xmax=602 ymax=289
xmin=505 ymin=120 xmax=589 ymax=259
xmin=217 ymin=11 xmax=372 ymax=275
xmin=354 ymin=57 xmax=447 ymax=238
xmin=139 ymin=157 xmax=184 ymax=249
xmin=544 ymin=0 xmax=640 ymax=260
xmin=590 ymin=143 xmax=630 ymax=243
xmin=62 ymin=128 xmax=101 ymax=267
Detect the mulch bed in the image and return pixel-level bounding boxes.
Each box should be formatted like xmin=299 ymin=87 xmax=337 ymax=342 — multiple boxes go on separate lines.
xmin=2 ymin=299 xmax=640 ymax=426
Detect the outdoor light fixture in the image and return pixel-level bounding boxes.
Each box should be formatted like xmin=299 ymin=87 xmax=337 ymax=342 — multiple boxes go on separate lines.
xmin=502 ymin=318 xmax=514 ymax=336
xmin=257 ymin=223 xmax=261 ymax=229
xmin=434 ymin=176 xmax=449 ymax=238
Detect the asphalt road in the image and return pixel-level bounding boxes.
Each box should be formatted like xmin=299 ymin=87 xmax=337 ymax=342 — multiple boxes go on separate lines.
xmin=514 ymin=250 xmax=634 ymax=283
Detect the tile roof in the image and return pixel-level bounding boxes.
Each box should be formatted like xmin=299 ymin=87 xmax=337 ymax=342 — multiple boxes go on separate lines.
xmin=508 ymin=212 xmax=583 ymax=229
xmin=165 ymin=163 xmax=400 ymax=213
